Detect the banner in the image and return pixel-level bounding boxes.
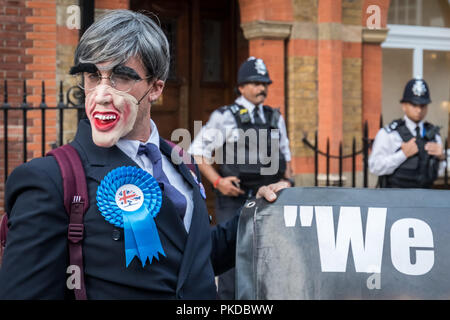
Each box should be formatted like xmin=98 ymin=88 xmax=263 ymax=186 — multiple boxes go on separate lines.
xmin=236 ymin=187 xmax=450 ymax=299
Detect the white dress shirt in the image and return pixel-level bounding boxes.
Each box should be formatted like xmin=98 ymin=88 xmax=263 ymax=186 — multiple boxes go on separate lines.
xmin=188 ymin=95 xmax=292 ymax=161
xmin=116 ymin=119 xmax=194 ymax=232
xmin=369 ymin=115 xmax=445 ymax=176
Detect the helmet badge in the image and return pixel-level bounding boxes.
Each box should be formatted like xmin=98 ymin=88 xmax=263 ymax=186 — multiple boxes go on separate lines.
xmin=254 ymin=58 xmax=268 ymax=76
xmin=412 ymin=80 xmax=427 ymax=97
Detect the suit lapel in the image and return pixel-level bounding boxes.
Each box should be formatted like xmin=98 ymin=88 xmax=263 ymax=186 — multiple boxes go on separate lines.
xmin=159 ymin=138 xmax=198 ymax=188
xmin=72 ymin=120 xmax=187 ymax=252
xmin=158 ymin=139 xmax=210 ymax=291
xmin=74 ymin=123 xmax=208 ymax=287
xmin=176 ymin=184 xmax=206 ymax=291
xmin=155 ymin=194 xmax=188 ymax=252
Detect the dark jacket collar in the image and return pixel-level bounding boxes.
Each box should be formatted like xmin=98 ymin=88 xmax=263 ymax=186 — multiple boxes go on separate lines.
xmin=70 ymin=120 xmax=209 ymax=291
xmin=159 ymin=138 xmax=197 ymax=188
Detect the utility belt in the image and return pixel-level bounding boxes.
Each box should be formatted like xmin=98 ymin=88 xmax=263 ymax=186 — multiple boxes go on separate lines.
xmin=215 ymin=187 xmax=256 ymax=200
xmin=381 ymin=154 xmax=439 ymax=188
xmin=219 ymin=161 xmax=285 ymax=193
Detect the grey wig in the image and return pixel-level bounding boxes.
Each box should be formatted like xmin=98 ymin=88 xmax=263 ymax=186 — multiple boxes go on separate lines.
xmin=74 ymin=10 xmax=170 ymax=81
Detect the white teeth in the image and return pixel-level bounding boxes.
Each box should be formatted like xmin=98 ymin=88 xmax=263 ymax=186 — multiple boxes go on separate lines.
xmin=94 ymin=114 xmax=117 ymax=120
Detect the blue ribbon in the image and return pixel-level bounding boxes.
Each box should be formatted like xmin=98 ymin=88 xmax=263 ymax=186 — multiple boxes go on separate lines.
xmin=96 ymin=166 xmax=164 ymax=267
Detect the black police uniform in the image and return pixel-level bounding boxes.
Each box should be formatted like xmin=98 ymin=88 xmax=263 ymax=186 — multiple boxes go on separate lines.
xmin=371 ymin=78 xmax=443 ymax=188
xmin=214 ymin=57 xmax=289 ymax=299
xmin=380 ymin=119 xmax=441 ymax=188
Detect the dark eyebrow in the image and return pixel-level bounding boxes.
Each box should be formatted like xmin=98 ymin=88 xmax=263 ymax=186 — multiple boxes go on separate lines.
xmin=112 ymin=65 xmax=142 ymax=80
xmin=69 ymin=63 xmax=98 ymax=75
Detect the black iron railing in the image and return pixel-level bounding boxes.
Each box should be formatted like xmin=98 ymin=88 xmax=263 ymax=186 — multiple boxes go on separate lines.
xmin=302 ymin=120 xmax=449 ymax=189
xmin=302 ymin=121 xmax=372 ymax=187
xmin=1 ymin=80 xmax=448 ymax=190
xmin=1 ymin=79 xmax=85 ymax=183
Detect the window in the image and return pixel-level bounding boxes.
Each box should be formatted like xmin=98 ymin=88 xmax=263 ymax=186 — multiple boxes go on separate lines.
xmin=201 ymin=19 xmax=223 ymax=83
xmin=388 ymin=0 xmax=450 ymax=27
xmin=161 ymin=18 xmax=177 ymax=80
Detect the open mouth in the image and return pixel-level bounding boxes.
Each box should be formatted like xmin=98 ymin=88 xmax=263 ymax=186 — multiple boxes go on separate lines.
xmin=92 ymin=111 xmax=120 ymax=131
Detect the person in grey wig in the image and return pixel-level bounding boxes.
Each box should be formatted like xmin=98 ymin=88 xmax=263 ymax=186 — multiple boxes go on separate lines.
xmin=0 ymin=9 xmax=287 ymax=299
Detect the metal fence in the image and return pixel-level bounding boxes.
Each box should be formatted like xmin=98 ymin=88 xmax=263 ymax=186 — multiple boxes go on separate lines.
xmin=1 ymin=79 xmax=448 ymax=189
xmin=1 ymin=80 xmax=85 ymax=183
xmin=302 ymin=120 xmax=449 ymax=188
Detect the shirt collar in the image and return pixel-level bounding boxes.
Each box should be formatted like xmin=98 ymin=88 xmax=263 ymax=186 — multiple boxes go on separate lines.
xmin=235 ymin=95 xmax=262 ymax=113
xmin=116 ymin=119 xmax=160 ymax=157
xmin=404 ymin=115 xmax=424 ymax=134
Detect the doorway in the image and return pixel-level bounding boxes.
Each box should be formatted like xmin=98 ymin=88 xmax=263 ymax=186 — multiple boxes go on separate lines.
xmin=130 ymin=0 xmax=247 ymax=138
xmin=130 ymin=0 xmax=248 ymax=219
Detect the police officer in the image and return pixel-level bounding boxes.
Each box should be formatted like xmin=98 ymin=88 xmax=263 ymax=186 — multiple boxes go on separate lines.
xmin=189 ymin=57 xmax=293 ymax=299
xmin=369 ymin=78 xmax=446 ymax=188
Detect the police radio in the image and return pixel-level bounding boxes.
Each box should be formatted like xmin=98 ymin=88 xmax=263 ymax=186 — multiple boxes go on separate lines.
xmin=424 ymin=125 xmax=440 ymax=141
xmin=239 ymin=109 xmax=251 ymax=124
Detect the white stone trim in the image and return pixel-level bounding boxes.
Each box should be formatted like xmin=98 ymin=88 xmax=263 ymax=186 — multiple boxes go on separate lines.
xmin=240 ymin=20 xmax=292 ymax=40
xmin=382 ymin=24 xmax=450 ymax=78
xmin=382 ymin=24 xmax=450 ymax=51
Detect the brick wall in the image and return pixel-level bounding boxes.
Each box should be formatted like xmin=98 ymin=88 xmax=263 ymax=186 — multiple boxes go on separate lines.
xmin=239 ymin=0 xmax=293 ymax=23
xmin=56 ymin=0 xmax=81 ymax=145
xmin=249 ymin=39 xmax=286 ymax=113
xmin=25 ymin=1 xmax=58 ymax=161
xmin=362 ymin=0 xmax=391 ymax=140
xmin=286 ymin=0 xmax=370 ymax=182
xmin=239 ymin=0 xmax=293 ymax=117
xmin=0 ymin=0 xmax=33 ymax=212
xmin=286 ymin=1 xmax=318 ymax=178
xmin=0 ymin=0 xmax=393 ymax=212
xmin=287 ymin=50 xmax=317 ymax=157
xmin=342 ymin=0 xmax=364 ymax=171
xmin=96 ymin=0 xmax=129 ymax=10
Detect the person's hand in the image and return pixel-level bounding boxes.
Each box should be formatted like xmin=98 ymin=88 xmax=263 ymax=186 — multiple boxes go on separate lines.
xmin=256 ymin=180 xmax=291 ymax=202
xmin=401 ymin=138 xmax=419 ymax=158
xmin=425 ymin=142 xmax=445 ymax=159
xmin=216 ymin=176 xmax=245 ymax=197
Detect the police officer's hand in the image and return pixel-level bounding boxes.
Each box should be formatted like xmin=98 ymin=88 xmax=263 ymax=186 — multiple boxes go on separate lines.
xmin=256 ymin=180 xmax=291 ymax=202
xmin=401 ymin=138 xmax=419 ymax=158
xmin=217 ymin=176 xmax=245 ymax=197
xmin=425 ymin=142 xmax=445 ymax=160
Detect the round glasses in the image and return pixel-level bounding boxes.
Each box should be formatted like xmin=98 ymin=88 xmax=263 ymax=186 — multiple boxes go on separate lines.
xmin=75 ymin=72 xmax=150 ymax=93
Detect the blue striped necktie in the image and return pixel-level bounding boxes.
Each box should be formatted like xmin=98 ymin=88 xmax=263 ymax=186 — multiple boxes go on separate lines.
xmin=138 ymin=143 xmax=187 ymax=220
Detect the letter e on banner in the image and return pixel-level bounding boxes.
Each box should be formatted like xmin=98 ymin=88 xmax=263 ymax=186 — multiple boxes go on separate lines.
xmin=390 ymin=218 xmax=434 ymax=276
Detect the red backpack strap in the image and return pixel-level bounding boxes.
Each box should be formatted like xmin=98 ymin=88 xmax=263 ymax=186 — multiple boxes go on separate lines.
xmin=47 ymin=144 xmax=89 ymax=300
xmin=0 ymin=214 xmax=8 ymax=265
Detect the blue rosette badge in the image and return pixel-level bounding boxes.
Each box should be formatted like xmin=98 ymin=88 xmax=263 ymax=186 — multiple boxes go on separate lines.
xmin=96 ymin=166 xmax=164 ymax=267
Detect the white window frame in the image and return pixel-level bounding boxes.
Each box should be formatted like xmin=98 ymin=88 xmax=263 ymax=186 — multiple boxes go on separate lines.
xmin=382 ymin=24 xmax=450 ymax=78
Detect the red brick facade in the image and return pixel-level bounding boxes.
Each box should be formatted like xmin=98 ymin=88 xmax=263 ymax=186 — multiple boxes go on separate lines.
xmin=0 ymin=0 xmax=392 ymax=212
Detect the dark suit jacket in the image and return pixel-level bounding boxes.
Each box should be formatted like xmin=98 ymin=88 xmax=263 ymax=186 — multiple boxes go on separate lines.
xmin=0 ymin=120 xmax=238 ymax=299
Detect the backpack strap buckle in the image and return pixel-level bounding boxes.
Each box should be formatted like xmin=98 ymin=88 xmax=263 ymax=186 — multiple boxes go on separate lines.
xmin=68 ymin=223 xmax=84 ymax=244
